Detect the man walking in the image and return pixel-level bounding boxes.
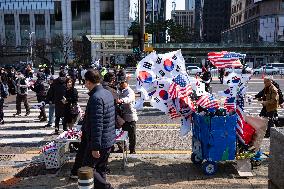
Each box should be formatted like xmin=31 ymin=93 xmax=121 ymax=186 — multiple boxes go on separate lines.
xmin=256 ymin=77 xmax=279 ymax=137
xmin=117 ymin=80 xmax=138 ymax=154
xmin=14 ymin=73 xmax=30 ymax=116
xmin=72 ymin=69 xmax=115 ymax=189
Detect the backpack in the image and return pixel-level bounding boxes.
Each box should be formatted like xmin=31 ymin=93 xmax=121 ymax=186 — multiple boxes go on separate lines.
xmin=38 ymin=81 xmax=49 ymax=97
xmin=0 ymin=83 xmax=9 ymax=98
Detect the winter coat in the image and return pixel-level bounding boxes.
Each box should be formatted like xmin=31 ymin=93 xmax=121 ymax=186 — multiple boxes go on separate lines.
xmin=15 ymin=77 xmax=28 ymax=95
xmin=46 ymin=82 xmax=55 ymax=104
xmin=119 ymin=86 xmax=138 ymax=122
xmin=83 ymin=85 xmax=116 ymax=151
xmin=263 ymin=84 xmax=279 ymax=113
xmin=31 ymin=79 xmax=49 ymax=102
xmin=53 ymin=77 xmax=67 ymax=117
xmin=64 ymin=87 xmax=79 ymax=123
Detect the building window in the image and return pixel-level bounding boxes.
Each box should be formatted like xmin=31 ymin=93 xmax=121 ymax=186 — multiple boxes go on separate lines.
xmin=71 ymin=0 xmax=91 ymax=38
xmin=19 ymin=14 xmax=30 ymax=46
xmin=282 ymin=0 xmax=284 ymax=9
xmin=35 ymin=14 xmax=45 ymax=39
xmin=4 ymin=14 xmax=15 ymax=46
xmin=100 ymin=0 xmax=114 ymax=20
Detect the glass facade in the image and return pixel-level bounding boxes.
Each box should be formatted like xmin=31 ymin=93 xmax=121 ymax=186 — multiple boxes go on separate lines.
xmin=71 ymin=0 xmax=91 ymax=38
xmin=35 ymin=14 xmax=45 ymax=39
xmin=4 ymin=14 xmax=15 ymax=46
xmin=53 ymin=1 xmax=62 ymax=36
xmin=100 ymin=0 xmax=114 ymax=35
xmin=19 ymin=14 xmax=30 ymax=46
xmin=222 ymin=15 xmax=284 ymax=43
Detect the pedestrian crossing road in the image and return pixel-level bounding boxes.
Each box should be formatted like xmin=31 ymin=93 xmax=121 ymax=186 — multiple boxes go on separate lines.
xmin=0 ymin=74 xmax=282 ymax=153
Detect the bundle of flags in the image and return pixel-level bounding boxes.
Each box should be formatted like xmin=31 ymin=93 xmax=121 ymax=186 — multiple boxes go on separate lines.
xmin=208 ymin=51 xmax=246 ymax=68
xmin=135 ymin=50 xmax=199 ymax=136
xmin=196 ymin=94 xmax=220 ymax=110
xmin=56 ymin=128 xmax=82 ymax=140
xmin=41 ymin=141 xmax=57 ymax=153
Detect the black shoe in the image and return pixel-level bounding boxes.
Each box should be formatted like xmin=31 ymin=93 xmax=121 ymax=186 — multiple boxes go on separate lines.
xmin=0 ymin=120 xmax=4 ymax=125
xmin=40 ymin=118 xmax=47 ymax=122
xmin=54 ymin=129 xmax=59 ymax=135
xmin=25 ymin=111 xmax=30 ymax=116
xmin=69 ymin=174 xmax=78 ymax=179
xmin=38 ymin=115 xmax=42 ymax=119
xmin=44 ymin=124 xmax=52 ymax=127
xmin=13 ymin=113 xmax=21 ymax=117
xmin=130 ymin=151 xmax=136 ymax=154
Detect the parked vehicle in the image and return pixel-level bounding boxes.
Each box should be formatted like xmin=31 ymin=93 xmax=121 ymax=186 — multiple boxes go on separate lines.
xmin=186 ymin=66 xmax=202 ymax=75
xmin=225 ymin=67 xmax=253 ymax=74
xmin=253 ymin=66 xmax=279 ymax=75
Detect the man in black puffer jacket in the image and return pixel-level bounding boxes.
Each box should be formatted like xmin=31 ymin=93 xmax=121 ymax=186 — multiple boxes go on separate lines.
xmin=71 ymin=69 xmax=115 ymax=189
xmin=30 ymin=72 xmax=49 ymax=121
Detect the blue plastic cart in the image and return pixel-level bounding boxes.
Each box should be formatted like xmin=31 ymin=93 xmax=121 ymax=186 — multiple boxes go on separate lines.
xmin=191 ymin=113 xmax=237 ymax=175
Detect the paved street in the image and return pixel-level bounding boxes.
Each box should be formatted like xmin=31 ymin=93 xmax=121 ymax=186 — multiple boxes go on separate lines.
xmin=0 ymin=70 xmax=283 ymax=188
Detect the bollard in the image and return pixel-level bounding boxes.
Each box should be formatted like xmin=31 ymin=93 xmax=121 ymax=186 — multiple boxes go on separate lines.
xmin=78 ymin=167 xmax=94 ymax=189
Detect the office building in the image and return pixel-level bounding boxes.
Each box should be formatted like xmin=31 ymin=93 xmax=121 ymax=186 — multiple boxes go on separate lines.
xmin=195 ymin=0 xmax=231 ymax=43
xmin=185 ymin=0 xmax=195 ymax=11
xmin=0 ymin=0 xmax=130 ymax=62
xmin=222 ymin=0 xmax=284 ymax=43
xmin=171 ymin=10 xmax=194 ymax=31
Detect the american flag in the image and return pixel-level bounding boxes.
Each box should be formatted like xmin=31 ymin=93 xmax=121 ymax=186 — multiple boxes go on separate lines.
xmin=224 ymin=97 xmax=236 ymax=111
xmin=208 ymin=52 xmax=244 ymax=68
xmin=168 ymin=75 xmax=192 ymax=99
xmin=235 ymin=94 xmax=255 ymax=145
xmin=196 ymin=94 xmax=220 ymax=109
xmin=168 ymin=104 xmax=181 ymax=119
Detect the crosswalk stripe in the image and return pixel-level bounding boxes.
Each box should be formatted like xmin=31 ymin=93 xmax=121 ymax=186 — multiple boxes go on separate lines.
xmin=0 ymin=138 xmax=45 ymax=144
xmin=0 ymin=122 xmax=47 ymax=128
xmin=0 ymin=130 xmax=53 ymax=135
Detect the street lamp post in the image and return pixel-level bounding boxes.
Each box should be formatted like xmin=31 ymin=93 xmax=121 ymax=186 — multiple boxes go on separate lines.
xmin=29 ymin=32 xmax=35 ymax=66
xmin=25 ymin=30 xmax=35 ymax=66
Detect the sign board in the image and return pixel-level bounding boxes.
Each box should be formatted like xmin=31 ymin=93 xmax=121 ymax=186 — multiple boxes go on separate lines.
xmin=144 ymin=46 xmax=154 ymax=52
xmin=148 ymin=34 xmax=153 ymax=44
xmin=115 ymin=55 xmax=126 ymax=65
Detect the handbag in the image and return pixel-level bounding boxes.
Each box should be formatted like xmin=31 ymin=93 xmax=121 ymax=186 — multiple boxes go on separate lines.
xmin=70 ymin=103 xmax=80 ymax=115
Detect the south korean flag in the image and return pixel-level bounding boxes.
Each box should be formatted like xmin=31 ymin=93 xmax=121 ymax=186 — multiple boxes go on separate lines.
xmin=153 ymin=50 xmax=187 ymax=79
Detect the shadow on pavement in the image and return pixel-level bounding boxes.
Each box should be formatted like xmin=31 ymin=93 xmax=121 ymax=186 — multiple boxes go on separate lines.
xmin=3 ymin=156 xmax=268 ymax=189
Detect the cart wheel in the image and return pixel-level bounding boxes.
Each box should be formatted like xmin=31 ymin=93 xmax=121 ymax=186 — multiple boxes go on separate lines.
xmin=202 ymin=161 xmax=217 ymax=175
xmin=191 ymin=153 xmax=202 ymax=164
xmin=251 ymin=160 xmax=261 ymax=167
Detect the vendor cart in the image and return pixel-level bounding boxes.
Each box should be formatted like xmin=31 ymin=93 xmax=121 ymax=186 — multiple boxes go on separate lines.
xmin=191 ymin=113 xmax=237 ymax=175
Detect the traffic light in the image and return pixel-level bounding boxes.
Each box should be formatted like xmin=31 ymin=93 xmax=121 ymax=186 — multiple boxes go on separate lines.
xmin=144 ymin=33 xmax=149 ymax=42
xmin=133 ymin=47 xmax=140 ymax=53
xmin=132 ymin=33 xmax=141 ymax=54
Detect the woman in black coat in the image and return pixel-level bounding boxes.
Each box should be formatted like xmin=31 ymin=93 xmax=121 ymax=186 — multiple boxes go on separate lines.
xmin=53 ymin=72 xmax=67 ymax=134
xmin=62 ymin=77 xmax=78 ymax=130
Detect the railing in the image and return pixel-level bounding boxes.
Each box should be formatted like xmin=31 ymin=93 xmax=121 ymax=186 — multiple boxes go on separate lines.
xmin=153 ymin=42 xmax=284 ymax=49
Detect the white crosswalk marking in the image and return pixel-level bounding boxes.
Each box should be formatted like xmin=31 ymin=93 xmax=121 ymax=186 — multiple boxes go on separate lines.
xmin=0 ymin=138 xmax=45 ymax=144
xmin=0 ymin=108 xmax=54 ymax=145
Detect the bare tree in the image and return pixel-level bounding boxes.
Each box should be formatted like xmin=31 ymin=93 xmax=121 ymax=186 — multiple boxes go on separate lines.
xmin=51 ymin=34 xmax=73 ymax=65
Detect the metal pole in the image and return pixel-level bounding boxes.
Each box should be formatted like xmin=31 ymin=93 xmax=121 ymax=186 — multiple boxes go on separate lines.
xmin=152 ymin=0 xmax=155 ymax=44
xmin=140 ymin=0 xmax=145 ymax=52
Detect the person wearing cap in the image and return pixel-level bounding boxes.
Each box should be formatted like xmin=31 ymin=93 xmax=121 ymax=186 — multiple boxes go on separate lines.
xmin=256 ymin=77 xmax=279 ymax=137
xmin=117 ymin=80 xmax=138 ymax=154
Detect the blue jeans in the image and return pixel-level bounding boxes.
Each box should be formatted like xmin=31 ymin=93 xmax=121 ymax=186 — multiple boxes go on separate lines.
xmin=48 ymin=104 xmax=55 ymax=125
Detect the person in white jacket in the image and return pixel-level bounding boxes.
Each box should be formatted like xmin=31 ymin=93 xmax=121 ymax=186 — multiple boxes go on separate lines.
xmin=117 ymin=80 xmax=138 ymax=154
